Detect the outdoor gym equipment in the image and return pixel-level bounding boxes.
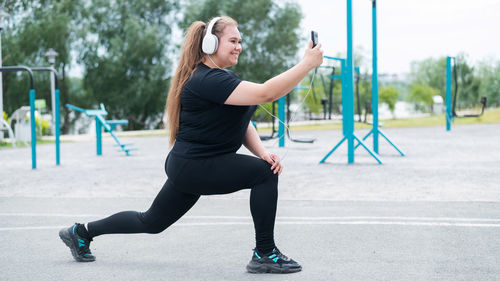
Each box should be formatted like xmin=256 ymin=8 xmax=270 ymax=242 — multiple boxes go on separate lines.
xmin=285 ymin=86 xmax=316 ymax=144
xmin=258 ymin=86 xmax=316 ymax=145
xmin=31 ymin=67 xmax=61 ymax=165
xmin=315 ymin=65 xmax=337 ymax=120
xmin=320 ymin=0 xmax=404 ymax=164
xmin=445 ymin=56 xmax=487 ymax=131
xmin=0 ymin=66 xmax=37 ymax=169
xmin=318 ymin=55 xmax=382 ymax=164
xmin=357 ymin=0 xmax=404 ymax=157
xmin=66 ymin=103 xmax=136 ymax=156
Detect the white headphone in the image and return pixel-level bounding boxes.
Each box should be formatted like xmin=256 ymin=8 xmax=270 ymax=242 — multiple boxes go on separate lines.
xmin=202 ymin=17 xmax=221 ymax=55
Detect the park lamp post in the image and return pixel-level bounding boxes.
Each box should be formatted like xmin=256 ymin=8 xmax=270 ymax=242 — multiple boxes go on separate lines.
xmin=45 ymin=48 xmax=58 ymax=133
xmin=0 ymin=9 xmax=10 ymax=138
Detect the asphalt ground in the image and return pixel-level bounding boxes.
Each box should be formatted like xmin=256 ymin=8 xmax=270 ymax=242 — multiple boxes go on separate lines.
xmin=1 ymin=124 xmax=500 ymax=280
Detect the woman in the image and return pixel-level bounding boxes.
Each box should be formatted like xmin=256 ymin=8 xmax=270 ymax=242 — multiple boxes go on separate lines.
xmin=59 ymin=16 xmax=323 ymax=274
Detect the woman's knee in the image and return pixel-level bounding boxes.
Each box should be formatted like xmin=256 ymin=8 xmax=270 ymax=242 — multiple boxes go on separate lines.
xmin=260 ymin=162 xmax=279 ymax=184
xmin=145 ymin=223 xmax=168 ymax=234
xmin=137 ymin=212 xmax=169 ymax=234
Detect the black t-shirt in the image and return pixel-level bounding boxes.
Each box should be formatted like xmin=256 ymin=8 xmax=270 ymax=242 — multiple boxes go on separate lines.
xmin=171 ymin=63 xmax=257 ymax=158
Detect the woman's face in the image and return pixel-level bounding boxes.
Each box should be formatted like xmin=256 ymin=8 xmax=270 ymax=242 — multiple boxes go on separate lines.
xmin=215 ymin=25 xmax=242 ymax=68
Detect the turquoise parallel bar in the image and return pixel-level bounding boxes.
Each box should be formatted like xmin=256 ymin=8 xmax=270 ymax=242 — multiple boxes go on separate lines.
xmin=372 ymin=0 xmax=379 ymax=153
xmin=29 ymin=89 xmax=36 ymax=169
xmin=55 ymin=89 xmax=60 ymax=165
xmin=323 ymin=55 xmax=344 ymax=62
xmin=446 ymin=56 xmax=453 ymax=131
xmin=346 ymin=0 xmax=355 ymax=163
xmin=96 ymin=119 xmax=102 ymax=155
xmin=319 ymin=56 xmax=347 ymax=164
xmin=278 ymin=96 xmax=285 ymax=147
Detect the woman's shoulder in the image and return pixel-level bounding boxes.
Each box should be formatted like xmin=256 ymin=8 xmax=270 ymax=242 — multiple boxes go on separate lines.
xmin=190 ymin=64 xmax=241 ymax=84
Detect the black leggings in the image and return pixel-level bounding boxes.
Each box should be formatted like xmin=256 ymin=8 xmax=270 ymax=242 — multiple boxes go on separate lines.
xmin=87 ymin=153 xmax=279 ymax=253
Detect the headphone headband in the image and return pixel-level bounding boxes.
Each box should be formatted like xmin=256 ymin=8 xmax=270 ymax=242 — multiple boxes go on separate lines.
xmin=202 ymin=17 xmax=221 ymax=55
xmin=206 ymin=17 xmax=221 ymax=37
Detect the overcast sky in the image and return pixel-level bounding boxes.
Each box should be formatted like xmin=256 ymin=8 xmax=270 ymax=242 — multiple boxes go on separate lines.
xmin=295 ymin=0 xmax=500 ymax=74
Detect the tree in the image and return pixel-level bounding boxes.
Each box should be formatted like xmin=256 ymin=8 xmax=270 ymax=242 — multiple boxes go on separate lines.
xmin=453 ymin=53 xmax=481 ymax=109
xmin=408 ymin=84 xmax=439 ymax=113
xmin=1 ymin=1 xmax=87 ymax=133
xmin=379 ymin=86 xmax=398 ymax=117
xmin=180 ymin=0 xmax=303 ymax=122
xmin=409 ymin=53 xmax=482 ymax=110
xmin=409 ymin=56 xmax=446 ymax=99
xmin=477 ymin=60 xmax=500 ymax=107
xmin=80 ymin=0 xmax=179 ymax=130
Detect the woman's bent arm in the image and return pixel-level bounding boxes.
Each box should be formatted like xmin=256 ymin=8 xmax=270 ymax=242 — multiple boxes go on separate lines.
xmin=225 ymin=42 xmax=323 ymax=106
xmin=243 ymin=122 xmax=268 ymax=159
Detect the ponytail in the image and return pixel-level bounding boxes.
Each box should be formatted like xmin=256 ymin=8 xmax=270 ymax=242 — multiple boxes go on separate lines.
xmin=166 ymin=21 xmax=206 ymax=146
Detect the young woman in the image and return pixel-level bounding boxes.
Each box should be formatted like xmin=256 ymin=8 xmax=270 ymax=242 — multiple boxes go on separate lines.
xmin=59 ymin=16 xmax=323 ymax=274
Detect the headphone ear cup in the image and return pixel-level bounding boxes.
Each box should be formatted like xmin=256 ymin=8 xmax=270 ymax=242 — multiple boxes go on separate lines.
xmin=202 ymin=34 xmax=218 ymax=55
xmin=212 ymin=35 xmax=218 ymax=53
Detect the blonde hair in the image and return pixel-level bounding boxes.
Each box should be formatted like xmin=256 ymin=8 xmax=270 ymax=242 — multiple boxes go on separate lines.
xmin=165 ymin=16 xmax=238 ymax=146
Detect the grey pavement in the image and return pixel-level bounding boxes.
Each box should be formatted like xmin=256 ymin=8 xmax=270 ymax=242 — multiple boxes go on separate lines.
xmin=1 ymin=124 xmax=500 ymax=280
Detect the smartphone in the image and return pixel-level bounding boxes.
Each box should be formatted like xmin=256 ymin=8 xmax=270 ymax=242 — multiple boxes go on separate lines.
xmin=311 ymin=31 xmax=318 ymax=48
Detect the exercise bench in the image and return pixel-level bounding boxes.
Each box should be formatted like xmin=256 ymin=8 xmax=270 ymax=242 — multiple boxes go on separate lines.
xmin=66 ymin=103 xmax=137 ymax=156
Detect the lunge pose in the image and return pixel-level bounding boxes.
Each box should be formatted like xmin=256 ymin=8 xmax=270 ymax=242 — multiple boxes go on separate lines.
xmin=59 ymin=16 xmax=323 ymax=274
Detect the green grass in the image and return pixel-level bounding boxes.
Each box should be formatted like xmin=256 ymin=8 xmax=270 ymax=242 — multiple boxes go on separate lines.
xmin=258 ymin=108 xmax=500 ymax=132
xmin=0 ymin=139 xmax=66 ymax=148
xmin=2 ymin=109 xmax=498 ymax=146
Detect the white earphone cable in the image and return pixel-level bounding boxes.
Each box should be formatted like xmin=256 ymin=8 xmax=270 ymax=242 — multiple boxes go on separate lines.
xmin=258 ymin=69 xmax=316 ymax=162
xmin=206 ymin=53 xmax=317 ymax=162
xmin=208 ymin=55 xmax=221 ymax=69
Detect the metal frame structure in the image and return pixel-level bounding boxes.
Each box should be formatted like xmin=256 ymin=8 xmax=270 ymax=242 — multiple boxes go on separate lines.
xmin=355 ymin=0 xmax=404 ymax=157
xmin=319 ymin=55 xmax=381 ymax=164
xmin=0 ymin=66 xmax=37 ymax=169
xmin=320 ymin=0 xmax=385 ymax=164
xmin=446 ymin=55 xmax=487 ymax=131
xmin=66 ymin=103 xmax=135 ymax=156
xmin=31 ymin=67 xmax=61 ymax=165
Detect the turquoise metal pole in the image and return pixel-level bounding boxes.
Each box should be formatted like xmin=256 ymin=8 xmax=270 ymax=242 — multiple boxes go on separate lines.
xmin=55 ymin=89 xmax=60 ymax=165
xmin=29 ymin=89 xmax=36 ymax=169
xmin=346 ymin=0 xmax=355 ymax=163
xmin=372 ymin=0 xmax=379 ymax=153
xmin=341 ymin=59 xmax=348 ymax=137
xmin=354 ymin=0 xmax=404 ymax=158
xmin=446 ymin=56 xmax=452 ymax=131
xmin=278 ymin=96 xmax=285 ymax=147
xmin=96 ymin=119 xmax=102 ymax=155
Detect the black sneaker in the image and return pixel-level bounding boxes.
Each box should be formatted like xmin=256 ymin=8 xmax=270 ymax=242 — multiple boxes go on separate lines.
xmin=59 ymin=223 xmax=96 ymax=262
xmin=246 ymin=248 xmax=302 ymax=274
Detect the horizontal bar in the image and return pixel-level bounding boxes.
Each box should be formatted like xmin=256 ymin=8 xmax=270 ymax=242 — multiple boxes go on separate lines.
xmin=0 ymin=66 xmax=35 ymax=89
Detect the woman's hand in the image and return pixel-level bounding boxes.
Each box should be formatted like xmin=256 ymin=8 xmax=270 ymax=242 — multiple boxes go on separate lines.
xmin=303 ymin=40 xmax=323 ymax=69
xmin=262 ymin=152 xmax=283 ymax=175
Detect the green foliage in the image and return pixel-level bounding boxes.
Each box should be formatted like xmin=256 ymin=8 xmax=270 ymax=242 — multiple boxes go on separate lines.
xmin=80 ymin=0 xmax=179 ymax=130
xmin=409 ymin=57 xmax=447 ymax=98
xmin=379 ymin=86 xmax=399 ymax=114
xmin=35 ymin=116 xmax=50 ymax=136
xmin=181 ymin=0 xmax=303 ymax=123
xmin=181 ymin=0 xmax=303 ymax=83
xmin=408 ymin=84 xmax=439 ymax=113
xmin=477 ymin=60 xmax=500 ymax=107
xmin=453 ymin=54 xmax=481 ymax=109
xmin=409 ymin=53 xmax=483 ymax=110
xmin=1 ymin=0 xmax=89 ymax=134
xmin=305 ymin=67 xmax=342 ymax=118
xmin=254 ymin=102 xmax=275 ymax=122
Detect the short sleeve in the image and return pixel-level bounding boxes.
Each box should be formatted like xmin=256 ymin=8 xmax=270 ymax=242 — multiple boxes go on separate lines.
xmin=187 ymin=67 xmax=242 ymax=104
